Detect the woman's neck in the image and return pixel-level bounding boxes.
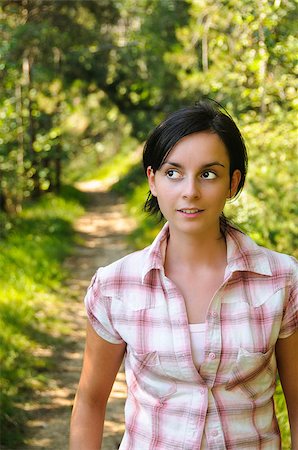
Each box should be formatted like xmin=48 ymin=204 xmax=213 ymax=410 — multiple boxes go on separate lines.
xmin=165 ymin=227 xmax=227 ymax=270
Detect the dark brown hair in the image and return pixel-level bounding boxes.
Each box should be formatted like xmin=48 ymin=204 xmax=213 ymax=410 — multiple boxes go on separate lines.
xmin=143 ymin=100 xmax=248 ymax=220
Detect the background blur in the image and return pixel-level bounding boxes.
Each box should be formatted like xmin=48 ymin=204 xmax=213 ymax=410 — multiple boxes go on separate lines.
xmin=0 ymin=0 xmax=297 ymax=448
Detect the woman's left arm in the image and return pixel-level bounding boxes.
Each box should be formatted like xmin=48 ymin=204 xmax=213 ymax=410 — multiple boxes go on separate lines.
xmin=276 ymin=330 xmax=298 ymax=450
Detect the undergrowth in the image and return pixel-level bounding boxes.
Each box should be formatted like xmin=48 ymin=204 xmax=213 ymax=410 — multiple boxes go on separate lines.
xmin=0 ymin=185 xmax=85 ymax=447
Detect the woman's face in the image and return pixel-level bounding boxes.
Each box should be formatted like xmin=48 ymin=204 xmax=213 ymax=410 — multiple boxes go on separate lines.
xmin=147 ymin=132 xmax=241 ymax=239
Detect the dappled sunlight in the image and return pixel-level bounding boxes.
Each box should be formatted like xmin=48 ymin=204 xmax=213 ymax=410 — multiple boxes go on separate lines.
xmin=109 ymin=373 xmax=127 ymax=400
xmin=23 ymin=184 xmax=134 ymax=450
xmin=25 ymin=437 xmax=52 ymax=448
xmin=75 ymin=179 xmax=113 ymax=192
xmin=32 ymin=347 xmax=53 ymax=358
xmin=103 ymin=369 xmax=127 ymax=448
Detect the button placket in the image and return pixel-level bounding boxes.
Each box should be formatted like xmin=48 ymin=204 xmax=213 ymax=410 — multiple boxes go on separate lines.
xmin=163 ymin=274 xmax=200 ymax=381
xmin=204 ymin=392 xmax=226 ymax=448
xmin=186 ymin=387 xmax=208 ymax=449
xmin=202 ymin=294 xmax=222 ymax=387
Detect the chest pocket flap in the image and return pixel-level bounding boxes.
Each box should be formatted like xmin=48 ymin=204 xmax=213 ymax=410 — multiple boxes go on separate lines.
xmin=226 ymin=346 xmax=275 ymax=400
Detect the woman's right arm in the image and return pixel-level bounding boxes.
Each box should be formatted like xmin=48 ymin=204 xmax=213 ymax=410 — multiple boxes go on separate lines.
xmin=69 ymin=320 xmax=126 ymax=450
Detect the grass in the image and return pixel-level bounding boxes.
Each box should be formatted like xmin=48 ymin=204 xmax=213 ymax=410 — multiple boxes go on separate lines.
xmin=0 ymin=185 xmax=85 ymax=448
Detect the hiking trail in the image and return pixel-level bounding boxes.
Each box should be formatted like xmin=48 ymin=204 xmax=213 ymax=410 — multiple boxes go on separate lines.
xmin=24 ymin=180 xmax=136 ymax=450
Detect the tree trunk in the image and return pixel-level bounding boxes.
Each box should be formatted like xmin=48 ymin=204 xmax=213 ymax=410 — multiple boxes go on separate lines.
xmin=15 ymin=82 xmax=25 ymax=211
xmin=23 ymin=55 xmax=40 ymax=197
xmin=0 ymin=188 xmax=8 ymax=213
xmin=55 ymin=150 xmax=62 ymax=193
xmin=202 ymin=15 xmax=211 ymax=72
xmin=54 ymin=47 xmax=62 ymax=194
xmin=258 ymin=0 xmax=268 ymax=122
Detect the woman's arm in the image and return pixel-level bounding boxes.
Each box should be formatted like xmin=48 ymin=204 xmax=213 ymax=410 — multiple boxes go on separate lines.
xmin=69 ymin=321 xmax=126 ymax=450
xmin=276 ymin=330 xmax=298 ymax=450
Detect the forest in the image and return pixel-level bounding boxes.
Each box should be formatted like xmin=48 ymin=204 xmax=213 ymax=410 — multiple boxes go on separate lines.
xmin=0 ymin=0 xmax=297 ymax=447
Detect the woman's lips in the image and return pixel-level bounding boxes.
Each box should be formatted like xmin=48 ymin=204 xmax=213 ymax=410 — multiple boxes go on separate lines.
xmin=177 ymin=208 xmax=204 ymax=217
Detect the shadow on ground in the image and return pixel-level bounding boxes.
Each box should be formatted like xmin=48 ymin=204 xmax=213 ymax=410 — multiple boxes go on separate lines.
xmin=20 ymin=182 xmax=135 ymax=450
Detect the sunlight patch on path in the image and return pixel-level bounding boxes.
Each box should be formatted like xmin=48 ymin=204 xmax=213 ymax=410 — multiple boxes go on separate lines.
xmin=23 ymin=181 xmax=136 ymax=450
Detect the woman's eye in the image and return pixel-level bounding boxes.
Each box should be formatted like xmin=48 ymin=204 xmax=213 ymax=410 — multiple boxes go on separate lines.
xmin=166 ymin=169 xmax=181 ymax=179
xmin=201 ymin=171 xmax=216 ymax=179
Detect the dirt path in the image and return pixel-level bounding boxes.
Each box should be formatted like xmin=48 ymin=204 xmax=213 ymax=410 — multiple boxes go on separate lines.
xmin=23 ymin=181 xmax=136 ymax=450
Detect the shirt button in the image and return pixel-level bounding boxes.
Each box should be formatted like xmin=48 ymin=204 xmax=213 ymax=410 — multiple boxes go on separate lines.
xmin=211 ymin=430 xmax=218 ymax=437
xmin=209 ymin=352 xmax=216 ymax=360
xmin=211 ymin=311 xmax=218 ymax=318
xmin=199 ymin=388 xmax=205 ymax=395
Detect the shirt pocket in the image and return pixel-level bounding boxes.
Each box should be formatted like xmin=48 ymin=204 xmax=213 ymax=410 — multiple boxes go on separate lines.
xmin=225 ymin=346 xmax=276 ymax=400
xmin=127 ymin=348 xmax=177 ymax=401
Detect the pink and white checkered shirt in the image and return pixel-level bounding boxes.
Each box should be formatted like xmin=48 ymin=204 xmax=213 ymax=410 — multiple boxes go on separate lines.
xmin=85 ymin=223 xmax=297 ymax=450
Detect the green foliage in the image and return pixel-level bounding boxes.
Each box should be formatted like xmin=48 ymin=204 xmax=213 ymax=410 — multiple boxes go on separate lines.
xmin=225 ymin=112 xmax=298 ymax=258
xmin=0 ymin=0 xmax=296 ymax=446
xmin=0 ymin=0 xmax=121 ymax=210
xmin=171 ymin=0 xmax=297 ymax=115
xmin=0 ymin=187 xmax=85 ymax=447
xmin=2 ymin=0 xmax=296 ymax=212
xmin=65 ymin=133 xmax=140 ymax=185
xmin=103 ymin=0 xmax=190 ymax=139
xmin=112 ymin=162 xmax=162 ymax=247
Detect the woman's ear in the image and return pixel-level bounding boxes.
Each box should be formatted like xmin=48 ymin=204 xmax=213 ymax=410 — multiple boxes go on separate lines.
xmin=228 ymin=169 xmax=241 ymax=199
xmin=147 ymin=166 xmax=157 ymax=197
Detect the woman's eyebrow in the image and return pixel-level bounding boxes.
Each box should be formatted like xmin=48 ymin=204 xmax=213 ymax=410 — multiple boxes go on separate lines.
xmin=162 ymin=161 xmax=225 ymax=168
xmin=161 ymin=161 xmax=182 ymax=168
xmin=202 ymin=161 xmax=226 ymax=168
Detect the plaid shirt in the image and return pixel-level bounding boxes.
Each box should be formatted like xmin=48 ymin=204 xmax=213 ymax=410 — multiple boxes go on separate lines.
xmin=85 ymin=223 xmax=297 ymax=450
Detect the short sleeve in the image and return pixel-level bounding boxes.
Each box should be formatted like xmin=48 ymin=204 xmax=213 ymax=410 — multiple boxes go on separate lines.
xmin=84 ymin=268 xmax=124 ymax=344
xmin=278 ymin=264 xmax=298 ymax=339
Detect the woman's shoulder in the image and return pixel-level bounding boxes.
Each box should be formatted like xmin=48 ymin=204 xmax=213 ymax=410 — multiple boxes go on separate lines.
xmin=101 ymin=246 xmax=150 ymax=277
xmin=259 ymin=244 xmax=297 ymax=278
xmin=228 ymin=225 xmax=297 ymax=279
xmin=91 ymin=245 xmax=152 ymax=295
xmin=97 ymin=223 xmax=168 ymax=285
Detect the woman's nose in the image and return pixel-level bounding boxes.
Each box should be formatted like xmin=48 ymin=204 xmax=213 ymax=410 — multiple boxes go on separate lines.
xmin=182 ymin=177 xmax=200 ymax=199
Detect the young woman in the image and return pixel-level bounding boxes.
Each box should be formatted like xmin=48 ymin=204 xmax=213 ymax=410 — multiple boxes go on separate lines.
xmin=69 ymin=101 xmax=298 ymax=450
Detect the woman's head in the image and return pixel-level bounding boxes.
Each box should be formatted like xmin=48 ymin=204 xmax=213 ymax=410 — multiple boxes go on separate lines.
xmin=143 ymin=100 xmax=248 ymax=218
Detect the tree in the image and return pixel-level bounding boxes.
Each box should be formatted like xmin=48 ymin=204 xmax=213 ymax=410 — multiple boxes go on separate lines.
xmin=0 ymin=0 xmax=120 ymax=209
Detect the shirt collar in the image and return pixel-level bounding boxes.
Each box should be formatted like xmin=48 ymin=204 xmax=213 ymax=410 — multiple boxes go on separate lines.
xmin=142 ymin=222 xmax=169 ymax=282
xmin=142 ymin=222 xmax=272 ymax=283
xmin=225 ymin=227 xmax=272 ymax=276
